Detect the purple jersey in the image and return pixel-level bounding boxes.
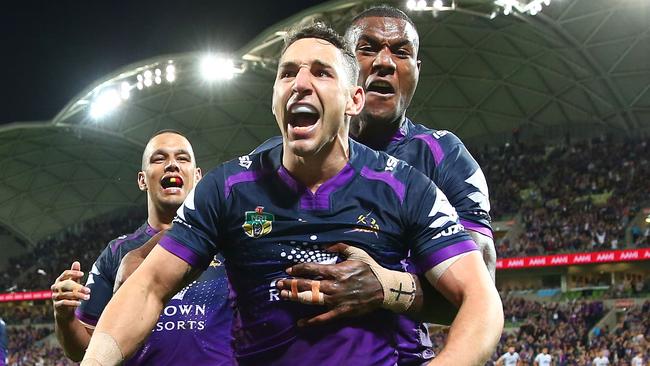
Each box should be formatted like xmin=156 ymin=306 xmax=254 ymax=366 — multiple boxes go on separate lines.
xmin=384 ymin=118 xmax=491 ymax=237
xmin=76 ymin=222 xmax=235 ymax=366
xmin=162 ymin=139 xmax=476 ymax=366
xmin=254 ymin=119 xmax=492 ymax=365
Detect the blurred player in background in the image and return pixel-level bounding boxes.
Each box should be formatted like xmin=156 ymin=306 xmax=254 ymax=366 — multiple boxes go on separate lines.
xmin=593 ymin=350 xmax=611 ymax=366
xmin=0 ymin=317 xmax=7 ymax=366
xmin=534 ymin=347 xmax=553 ymax=366
xmin=51 ymin=130 xmax=235 ymax=365
xmin=497 ymin=346 xmax=521 ymax=366
xmin=80 ymin=23 xmax=502 ymax=366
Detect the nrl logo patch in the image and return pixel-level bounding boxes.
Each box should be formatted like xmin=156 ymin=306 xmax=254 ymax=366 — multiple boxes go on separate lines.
xmin=242 ymin=206 xmax=274 ymax=238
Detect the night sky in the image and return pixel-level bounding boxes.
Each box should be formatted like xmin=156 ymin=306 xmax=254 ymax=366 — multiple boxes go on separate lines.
xmin=1 ymin=0 xmax=326 ymax=124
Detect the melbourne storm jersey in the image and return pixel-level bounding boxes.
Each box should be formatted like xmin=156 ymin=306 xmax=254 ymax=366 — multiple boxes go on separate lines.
xmin=76 ymin=222 xmax=235 ymax=366
xmin=254 ymin=119 xmax=491 ymax=365
xmin=161 ymin=139 xmax=477 ymax=366
xmin=384 ymin=118 xmax=491 ymax=237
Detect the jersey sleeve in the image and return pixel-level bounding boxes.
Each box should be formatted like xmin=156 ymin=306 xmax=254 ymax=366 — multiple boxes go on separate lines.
xmin=402 ymin=167 xmax=478 ymax=276
xmin=75 ymin=245 xmax=117 ymax=327
xmin=421 ymin=131 xmax=492 ymax=237
xmin=159 ymin=169 xmax=224 ymax=269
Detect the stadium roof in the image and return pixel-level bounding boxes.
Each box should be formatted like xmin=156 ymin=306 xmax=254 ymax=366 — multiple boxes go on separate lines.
xmin=1 ymin=0 xmax=649 ymax=246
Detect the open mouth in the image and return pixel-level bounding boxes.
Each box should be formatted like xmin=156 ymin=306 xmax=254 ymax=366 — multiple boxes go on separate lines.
xmin=160 ymin=176 xmax=184 ymax=192
xmin=366 ymin=80 xmax=395 ymax=95
xmin=287 ymin=103 xmax=320 ymax=135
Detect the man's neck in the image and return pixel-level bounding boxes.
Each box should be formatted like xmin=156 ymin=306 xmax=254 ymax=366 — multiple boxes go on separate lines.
xmin=282 ymin=135 xmax=350 ymax=193
xmin=147 ymin=202 xmax=175 ymax=231
xmin=351 ymin=114 xmax=405 ymax=150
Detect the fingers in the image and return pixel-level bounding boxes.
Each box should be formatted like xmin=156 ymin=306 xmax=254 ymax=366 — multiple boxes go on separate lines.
xmin=285 ymin=262 xmax=336 ymax=279
xmin=277 ymin=279 xmax=326 ymax=306
xmin=324 ymin=242 xmax=351 ymax=255
xmin=55 ymin=269 xmax=85 ymax=284
xmin=53 ymin=299 xmax=84 ymax=308
xmin=51 ymin=279 xmax=90 ymax=301
xmin=71 ymin=261 xmax=81 ymax=272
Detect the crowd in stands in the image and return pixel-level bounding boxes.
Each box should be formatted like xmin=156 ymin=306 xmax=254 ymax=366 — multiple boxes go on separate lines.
xmin=6 ymin=326 xmax=76 ymax=366
xmin=1 ymin=302 xmax=51 ymax=326
xmin=476 ymin=136 xmax=650 ymax=258
xmin=1 ymin=209 xmax=145 ymax=293
xmin=431 ymin=298 xmax=649 ymax=365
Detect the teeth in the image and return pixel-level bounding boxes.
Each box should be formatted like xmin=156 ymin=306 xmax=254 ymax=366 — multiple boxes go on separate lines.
xmin=369 ymin=80 xmax=393 ymax=89
xmin=290 ymin=104 xmax=318 ymax=114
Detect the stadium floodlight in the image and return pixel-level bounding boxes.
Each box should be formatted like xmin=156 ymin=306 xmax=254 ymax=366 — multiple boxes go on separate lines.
xmin=406 ymin=0 xmax=417 ymax=10
xmin=165 ymin=63 xmax=176 ymax=83
xmin=201 ymin=54 xmax=235 ymax=81
xmin=433 ymin=0 xmax=444 ymax=10
xmin=89 ymin=88 xmax=121 ymax=119
xmin=416 ymin=0 xmax=427 ymax=10
xmin=120 ymin=81 xmax=131 ymax=100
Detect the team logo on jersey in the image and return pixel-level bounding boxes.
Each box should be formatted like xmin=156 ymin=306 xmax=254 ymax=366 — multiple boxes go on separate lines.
xmin=209 ymin=256 xmax=222 ymax=267
xmin=345 ymin=210 xmax=380 ymax=237
xmin=242 ymin=206 xmax=274 ymax=238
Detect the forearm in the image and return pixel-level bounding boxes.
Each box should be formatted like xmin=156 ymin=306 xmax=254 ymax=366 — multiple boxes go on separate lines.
xmin=468 ymin=230 xmax=496 ymax=282
xmin=426 ymin=252 xmax=503 ymax=365
xmin=82 ymin=245 xmax=195 ymax=364
xmin=429 ymin=287 xmax=502 ymax=365
xmin=90 ymin=272 xmax=166 ymax=361
xmin=54 ymin=315 xmax=92 ymax=361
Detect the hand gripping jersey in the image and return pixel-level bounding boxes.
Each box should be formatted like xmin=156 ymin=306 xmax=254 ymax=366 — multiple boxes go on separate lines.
xmin=161 ymin=139 xmax=477 ymax=366
xmin=76 ymin=222 xmax=235 ymax=366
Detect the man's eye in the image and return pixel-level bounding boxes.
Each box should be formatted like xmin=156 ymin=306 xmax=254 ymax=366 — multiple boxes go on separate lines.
xmin=317 ymin=70 xmax=332 ymax=77
xmin=280 ymin=70 xmax=295 ymax=78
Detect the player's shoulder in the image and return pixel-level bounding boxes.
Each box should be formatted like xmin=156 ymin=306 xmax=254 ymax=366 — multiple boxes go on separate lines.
xmin=353 ymin=138 xmax=414 ymax=177
xmin=105 ymin=222 xmax=153 ymax=260
xmin=250 ymin=135 xmax=282 ymax=154
xmin=199 ymin=143 xmax=281 ymax=200
xmin=407 ymin=121 xmax=464 ymax=148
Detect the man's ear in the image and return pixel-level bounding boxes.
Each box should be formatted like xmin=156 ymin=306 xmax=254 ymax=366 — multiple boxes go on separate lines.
xmin=137 ymin=171 xmax=147 ymax=191
xmin=345 ymin=85 xmax=365 ymax=117
xmin=195 ymin=167 xmax=203 ymax=182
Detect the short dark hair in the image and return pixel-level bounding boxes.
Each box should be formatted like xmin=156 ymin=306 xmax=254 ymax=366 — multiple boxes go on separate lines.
xmin=350 ymin=5 xmax=417 ymax=30
xmin=282 ymin=22 xmax=359 ymax=85
xmin=345 ymin=5 xmax=419 ymax=50
xmin=150 ymin=129 xmax=185 ymax=139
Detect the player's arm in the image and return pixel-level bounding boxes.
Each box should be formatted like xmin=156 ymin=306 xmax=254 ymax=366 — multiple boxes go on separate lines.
xmin=423 ymin=251 xmax=502 ymax=366
xmin=468 ymin=230 xmax=496 ymax=281
xmin=52 ymin=261 xmax=93 ymax=361
xmin=80 ymin=244 xmax=201 ymax=365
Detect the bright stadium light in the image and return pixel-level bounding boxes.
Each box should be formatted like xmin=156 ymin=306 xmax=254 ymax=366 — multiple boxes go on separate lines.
xmin=416 ymin=0 xmax=427 ymax=10
xmin=90 ymin=88 xmax=121 ymax=119
xmin=120 ymin=81 xmax=131 ymax=100
xmin=201 ymin=54 xmax=235 ymax=81
xmin=406 ymin=0 xmax=417 ymax=10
